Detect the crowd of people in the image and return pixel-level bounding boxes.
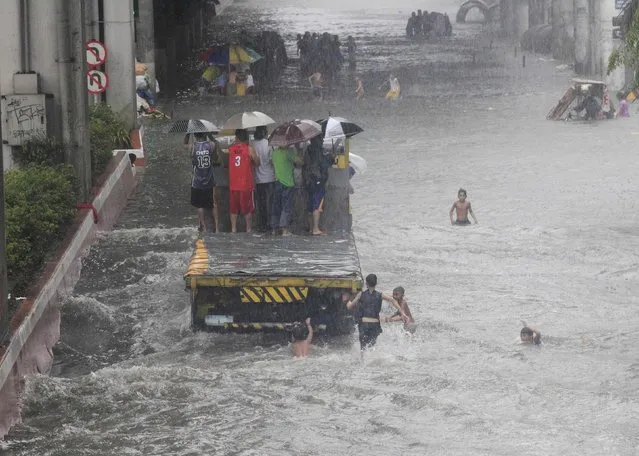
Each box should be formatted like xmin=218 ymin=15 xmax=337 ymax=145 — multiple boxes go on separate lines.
xmin=188 ymin=128 xmax=334 ymax=236
xmin=297 ymin=32 xmax=348 ymax=89
xmin=405 ymin=9 xmax=453 ymax=38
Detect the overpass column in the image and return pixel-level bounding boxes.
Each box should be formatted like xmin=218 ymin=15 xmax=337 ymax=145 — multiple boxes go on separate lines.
xmin=0 ymin=0 xmax=22 ymax=170
xmin=551 ymin=0 xmax=574 ymax=60
xmin=500 ymin=0 xmax=516 ymax=37
xmin=601 ymin=0 xmax=624 ymax=88
xmin=104 ymin=0 xmax=136 ymax=129
xmin=514 ymin=0 xmax=530 ymax=38
xmin=574 ymin=0 xmax=589 ymax=74
xmin=136 ymin=0 xmax=155 ymax=91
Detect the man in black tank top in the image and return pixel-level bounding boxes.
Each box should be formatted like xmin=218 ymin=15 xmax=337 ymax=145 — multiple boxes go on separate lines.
xmin=347 ymin=274 xmax=408 ymax=350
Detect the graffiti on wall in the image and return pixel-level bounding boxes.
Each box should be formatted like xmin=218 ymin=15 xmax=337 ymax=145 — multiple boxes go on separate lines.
xmin=2 ymin=94 xmax=48 ymax=146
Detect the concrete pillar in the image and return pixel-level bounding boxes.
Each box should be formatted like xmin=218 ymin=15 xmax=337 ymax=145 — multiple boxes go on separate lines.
xmin=104 ymin=0 xmax=136 ymax=129
xmin=57 ymin=0 xmax=91 ymax=200
xmin=551 ymin=0 xmax=574 ymax=60
xmin=500 ymin=0 xmax=516 ymax=37
xmin=514 ymin=0 xmax=530 ymax=38
xmin=601 ymin=0 xmax=624 ymax=88
xmin=588 ymin=0 xmax=601 ymax=76
xmin=0 ymin=0 xmax=22 ymax=170
xmin=30 ymin=0 xmax=62 ymax=137
xmin=136 ymin=0 xmax=155 ymax=91
xmin=574 ymin=0 xmax=589 ymax=74
xmin=85 ymin=0 xmax=100 ymax=40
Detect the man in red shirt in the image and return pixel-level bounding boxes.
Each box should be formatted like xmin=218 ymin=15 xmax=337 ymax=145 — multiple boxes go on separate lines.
xmin=228 ymin=129 xmax=260 ymax=232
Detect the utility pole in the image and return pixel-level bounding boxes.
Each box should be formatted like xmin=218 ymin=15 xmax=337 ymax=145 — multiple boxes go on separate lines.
xmin=57 ymin=0 xmax=92 ymax=201
xmin=136 ymin=0 xmax=155 ymax=92
xmin=0 ymin=120 xmax=8 ymax=346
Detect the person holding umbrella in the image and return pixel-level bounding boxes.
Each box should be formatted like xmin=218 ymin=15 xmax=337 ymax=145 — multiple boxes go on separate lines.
xmin=269 ymin=119 xmax=323 ymax=236
xmin=228 ymin=129 xmax=260 ymax=233
xmin=272 ymin=144 xmax=303 ymax=236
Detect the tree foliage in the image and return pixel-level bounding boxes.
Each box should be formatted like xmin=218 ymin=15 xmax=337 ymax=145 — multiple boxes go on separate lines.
xmin=608 ymin=2 xmax=639 ymax=87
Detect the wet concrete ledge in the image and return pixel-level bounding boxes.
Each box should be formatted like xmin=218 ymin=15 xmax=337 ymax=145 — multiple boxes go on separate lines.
xmin=0 ymin=142 xmax=143 ymax=439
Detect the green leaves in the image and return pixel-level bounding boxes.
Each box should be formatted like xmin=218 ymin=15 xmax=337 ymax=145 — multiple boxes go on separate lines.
xmin=5 ymin=165 xmax=77 ymax=290
xmin=608 ymin=4 xmax=639 ymax=85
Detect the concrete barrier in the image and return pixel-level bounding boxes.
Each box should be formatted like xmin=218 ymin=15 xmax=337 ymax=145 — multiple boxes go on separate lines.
xmin=0 ymin=149 xmax=141 ymax=439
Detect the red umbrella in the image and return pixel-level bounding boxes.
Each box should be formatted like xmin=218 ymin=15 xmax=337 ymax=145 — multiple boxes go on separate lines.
xmin=268 ymin=119 xmax=322 ymax=147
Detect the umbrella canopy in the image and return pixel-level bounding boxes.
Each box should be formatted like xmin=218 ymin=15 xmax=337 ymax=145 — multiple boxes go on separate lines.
xmin=168 ymin=119 xmax=220 ymax=134
xmin=206 ymin=44 xmax=263 ymax=65
xmin=222 ymin=111 xmax=276 ymax=130
xmin=269 ymin=119 xmax=322 ymax=147
xmin=349 ymin=152 xmax=368 ymax=176
xmin=317 ymin=116 xmax=364 ymax=139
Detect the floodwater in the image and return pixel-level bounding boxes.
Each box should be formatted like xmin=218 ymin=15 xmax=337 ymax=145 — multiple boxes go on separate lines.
xmin=5 ymin=1 xmax=639 ymax=455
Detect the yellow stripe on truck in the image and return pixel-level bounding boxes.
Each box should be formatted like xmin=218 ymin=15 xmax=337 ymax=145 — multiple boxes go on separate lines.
xmin=239 ymin=287 xmax=309 ymax=303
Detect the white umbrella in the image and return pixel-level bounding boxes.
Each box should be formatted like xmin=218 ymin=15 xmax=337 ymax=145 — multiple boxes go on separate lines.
xmin=349 ymin=153 xmax=367 ymax=176
xmin=222 ymin=111 xmax=276 ymax=130
xmin=168 ymin=119 xmax=219 ymax=134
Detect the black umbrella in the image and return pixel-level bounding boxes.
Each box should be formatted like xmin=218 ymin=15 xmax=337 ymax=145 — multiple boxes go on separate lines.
xmin=317 ymin=116 xmax=364 ymax=139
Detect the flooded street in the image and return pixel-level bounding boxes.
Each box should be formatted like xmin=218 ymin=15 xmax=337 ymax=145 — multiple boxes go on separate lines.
xmin=6 ymin=0 xmax=639 ymax=455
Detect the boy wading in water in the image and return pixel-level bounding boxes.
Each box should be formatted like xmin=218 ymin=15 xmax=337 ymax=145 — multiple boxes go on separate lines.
xmin=383 ymin=286 xmax=416 ymax=333
xmin=291 ymin=318 xmax=314 ymax=357
xmin=347 ymin=274 xmax=408 ymax=350
xmin=450 ymin=188 xmax=478 ymax=226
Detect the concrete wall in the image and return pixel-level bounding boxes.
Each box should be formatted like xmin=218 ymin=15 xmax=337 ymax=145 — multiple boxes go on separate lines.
xmin=0 ymin=150 xmax=140 ymax=439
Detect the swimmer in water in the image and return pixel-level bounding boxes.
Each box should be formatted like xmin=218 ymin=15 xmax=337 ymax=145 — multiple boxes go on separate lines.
xmin=520 ymin=322 xmax=541 ymax=345
xmin=449 ymin=188 xmax=477 ymax=226
xmin=291 ymin=317 xmax=314 ymax=357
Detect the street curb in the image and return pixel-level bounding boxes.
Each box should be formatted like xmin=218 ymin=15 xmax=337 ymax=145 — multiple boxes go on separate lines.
xmin=0 ymin=149 xmax=140 ymax=439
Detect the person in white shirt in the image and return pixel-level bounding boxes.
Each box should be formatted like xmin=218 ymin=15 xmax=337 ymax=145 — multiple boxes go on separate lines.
xmin=251 ymin=126 xmax=277 ymax=233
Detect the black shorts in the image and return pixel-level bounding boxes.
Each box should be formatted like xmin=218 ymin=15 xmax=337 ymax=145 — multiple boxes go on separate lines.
xmin=191 ymin=187 xmax=214 ymax=209
xmin=358 ymin=322 xmax=382 ymax=350
xmin=454 ymin=219 xmax=471 ymax=226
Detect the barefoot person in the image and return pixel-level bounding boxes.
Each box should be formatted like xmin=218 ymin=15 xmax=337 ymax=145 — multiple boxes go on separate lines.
xmin=355 ymin=76 xmax=364 ymax=100
xmin=291 ymin=318 xmax=314 ymax=358
xmin=309 ymin=71 xmax=323 ymax=101
xmin=449 ymin=188 xmax=478 ymax=225
xmin=229 ymin=129 xmax=260 ymax=233
xmin=347 ymin=274 xmax=408 ymax=350
xmin=383 ymin=286 xmax=416 ymax=333
xmin=189 ymin=133 xmax=216 ymax=232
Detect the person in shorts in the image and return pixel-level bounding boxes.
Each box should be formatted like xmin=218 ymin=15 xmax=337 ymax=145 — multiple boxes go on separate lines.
xmin=228 ymin=129 xmax=260 ymax=232
xmin=190 ymin=133 xmax=216 ymax=232
xmin=449 ymin=188 xmax=478 ymax=226
xmin=346 ymin=274 xmax=408 ymax=350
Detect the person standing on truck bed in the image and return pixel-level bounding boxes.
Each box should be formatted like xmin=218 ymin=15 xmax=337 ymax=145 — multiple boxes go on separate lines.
xmin=229 ymin=129 xmax=260 ymax=233
xmin=189 ymin=132 xmax=217 ymax=232
xmin=346 ymin=274 xmax=408 ymax=350
xmin=272 ymin=144 xmax=303 ymax=236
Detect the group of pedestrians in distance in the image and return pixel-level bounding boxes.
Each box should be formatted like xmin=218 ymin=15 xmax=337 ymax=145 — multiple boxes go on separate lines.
xmin=297 ymin=31 xmax=345 ymax=88
xmin=405 ymin=9 xmax=453 ymax=38
xmin=188 ymin=127 xmax=332 ymax=236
